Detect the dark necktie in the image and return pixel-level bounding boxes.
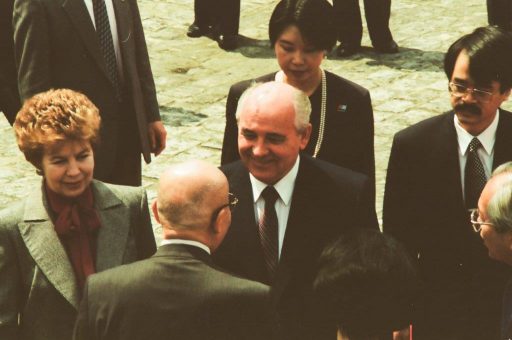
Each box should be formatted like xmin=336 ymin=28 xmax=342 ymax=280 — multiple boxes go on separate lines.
xmin=464 ymin=137 xmax=487 ymax=209
xmin=258 ymin=186 xmax=279 ymax=283
xmin=92 ymin=0 xmax=121 ymax=101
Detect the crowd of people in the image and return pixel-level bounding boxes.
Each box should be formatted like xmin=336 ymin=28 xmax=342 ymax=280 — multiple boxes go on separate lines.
xmin=1 ymin=0 xmax=512 ymax=339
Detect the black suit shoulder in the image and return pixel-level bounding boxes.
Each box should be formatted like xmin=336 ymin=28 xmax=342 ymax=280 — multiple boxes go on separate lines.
xmin=394 ymin=111 xmax=453 ymax=142
xmin=324 ymin=70 xmax=369 ymax=99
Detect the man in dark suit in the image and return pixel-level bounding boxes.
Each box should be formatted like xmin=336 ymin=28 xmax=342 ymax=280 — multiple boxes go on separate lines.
xmin=213 ymin=81 xmax=378 ymax=340
xmin=74 ymin=160 xmax=276 ymax=340
xmin=0 ymin=0 xmax=20 ymax=125
xmin=187 ymin=0 xmax=240 ymax=50
xmin=13 ymin=0 xmax=167 ymax=186
xmin=383 ymin=26 xmax=512 ymax=339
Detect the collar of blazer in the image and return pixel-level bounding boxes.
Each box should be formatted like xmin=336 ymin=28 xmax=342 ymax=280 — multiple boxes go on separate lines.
xmin=18 ymin=179 xmax=130 ymax=309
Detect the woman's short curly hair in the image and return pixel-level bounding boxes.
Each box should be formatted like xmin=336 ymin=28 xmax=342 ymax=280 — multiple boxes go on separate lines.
xmin=14 ymin=89 xmax=101 ymax=168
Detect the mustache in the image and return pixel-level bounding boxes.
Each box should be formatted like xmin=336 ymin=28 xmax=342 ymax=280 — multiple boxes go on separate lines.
xmin=454 ymin=103 xmax=481 ymax=116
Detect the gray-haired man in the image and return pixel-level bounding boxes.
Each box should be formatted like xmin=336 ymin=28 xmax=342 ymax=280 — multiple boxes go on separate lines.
xmin=474 ymin=162 xmax=512 ymax=339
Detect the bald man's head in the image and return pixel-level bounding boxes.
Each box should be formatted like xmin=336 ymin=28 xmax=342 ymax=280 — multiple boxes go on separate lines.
xmin=153 ymin=161 xmax=232 ymax=250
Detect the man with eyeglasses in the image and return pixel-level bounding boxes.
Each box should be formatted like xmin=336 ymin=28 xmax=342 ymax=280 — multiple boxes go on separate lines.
xmin=74 ymin=160 xmax=277 ymax=340
xmin=213 ymin=81 xmax=378 ymax=340
xmin=383 ymin=26 xmax=512 ymax=339
xmin=473 ymin=162 xmax=512 ymax=339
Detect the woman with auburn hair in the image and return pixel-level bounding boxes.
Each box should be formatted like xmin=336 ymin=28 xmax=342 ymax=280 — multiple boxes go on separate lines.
xmin=221 ymin=0 xmax=375 ymax=201
xmin=0 ymin=89 xmax=156 ymax=340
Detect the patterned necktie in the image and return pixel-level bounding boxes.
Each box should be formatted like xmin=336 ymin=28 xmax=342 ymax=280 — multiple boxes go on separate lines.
xmin=92 ymin=0 xmax=122 ymax=101
xmin=464 ymin=137 xmax=487 ymax=209
xmin=258 ymin=186 xmax=279 ymax=283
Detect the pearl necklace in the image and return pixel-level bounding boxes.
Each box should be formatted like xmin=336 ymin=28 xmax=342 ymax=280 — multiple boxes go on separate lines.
xmin=275 ymin=68 xmax=327 ymax=158
xmin=313 ymin=68 xmax=326 ymax=158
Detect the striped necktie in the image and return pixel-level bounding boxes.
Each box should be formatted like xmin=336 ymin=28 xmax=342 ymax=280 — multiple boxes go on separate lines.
xmin=464 ymin=137 xmax=487 ymax=209
xmin=92 ymin=0 xmax=122 ymax=101
xmin=258 ymin=186 xmax=279 ymax=283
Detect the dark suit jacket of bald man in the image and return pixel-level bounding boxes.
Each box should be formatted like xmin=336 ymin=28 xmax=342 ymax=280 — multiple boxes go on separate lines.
xmin=74 ymin=244 xmax=277 ymax=340
xmin=214 ymin=154 xmax=378 ymax=340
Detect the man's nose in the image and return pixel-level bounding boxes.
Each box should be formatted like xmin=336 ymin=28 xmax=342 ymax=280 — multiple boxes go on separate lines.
xmin=461 ymin=89 xmax=478 ymax=102
xmin=252 ymin=140 xmax=269 ymax=157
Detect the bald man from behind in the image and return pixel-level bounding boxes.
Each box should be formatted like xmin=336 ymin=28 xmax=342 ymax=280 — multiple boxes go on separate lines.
xmin=73 ymin=160 xmax=277 ymax=340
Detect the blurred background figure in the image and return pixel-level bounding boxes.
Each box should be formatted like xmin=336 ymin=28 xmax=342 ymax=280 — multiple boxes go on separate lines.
xmin=0 ymin=0 xmax=20 ymax=125
xmin=221 ymin=0 xmax=375 ymax=204
xmin=487 ymin=0 xmax=512 ymax=31
xmin=187 ymin=0 xmax=240 ymax=50
xmin=314 ymin=228 xmax=419 ymax=340
xmin=332 ymin=0 xmax=398 ymax=57
xmin=74 ymin=160 xmax=276 ymax=340
xmin=0 ymin=89 xmax=156 ymax=340
xmin=473 ymin=162 xmax=512 ymax=339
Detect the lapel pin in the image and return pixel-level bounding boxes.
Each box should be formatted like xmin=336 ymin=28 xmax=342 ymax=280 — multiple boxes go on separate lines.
xmin=336 ymin=104 xmax=347 ymax=112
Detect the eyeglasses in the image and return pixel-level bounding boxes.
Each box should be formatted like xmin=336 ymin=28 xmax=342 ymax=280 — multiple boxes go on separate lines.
xmin=469 ymin=209 xmax=494 ymax=232
xmin=449 ymin=82 xmax=494 ymax=102
xmin=209 ymin=193 xmax=238 ymax=225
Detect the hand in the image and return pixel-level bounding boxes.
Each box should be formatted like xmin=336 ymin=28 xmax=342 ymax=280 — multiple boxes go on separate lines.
xmin=393 ymin=326 xmax=410 ymax=340
xmin=147 ymin=121 xmax=167 ymax=156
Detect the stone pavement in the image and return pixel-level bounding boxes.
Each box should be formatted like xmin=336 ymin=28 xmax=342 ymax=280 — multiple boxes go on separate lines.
xmin=1 ymin=0 xmax=511 ymax=237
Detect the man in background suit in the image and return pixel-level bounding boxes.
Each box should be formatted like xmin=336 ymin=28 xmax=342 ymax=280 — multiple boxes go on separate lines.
xmin=186 ymin=0 xmax=240 ymax=50
xmin=383 ymin=26 xmax=512 ymax=339
xmin=13 ymin=0 xmax=167 ymax=186
xmin=487 ymin=0 xmax=512 ymax=31
xmin=0 ymin=0 xmax=20 ymax=125
xmin=214 ymin=81 xmax=378 ymax=340
xmin=332 ymin=0 xmax=398 ymax=57
xmin=74 ymin=160 xmax=276 ymax=340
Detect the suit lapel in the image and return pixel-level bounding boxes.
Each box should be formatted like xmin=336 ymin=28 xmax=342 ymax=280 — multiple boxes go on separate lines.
xmin=435 ymin=112 xmax=465 ymax=210
xmin=18 ymin=186 xmax=80 ymax=309
xmin=228 ymin=165 xmax=268 ymax=281
xmin=111 ymin=0 xmax=152 ymax=163
xmin=92 ymin=181 xmax=130 ymax=272
xmin=271 ymin=157 xmax=319 ymax=301
xmin=62 ymin=0 xmax=109 ymax=81
xmin=111 ymin=0 xmax=131 ymax=42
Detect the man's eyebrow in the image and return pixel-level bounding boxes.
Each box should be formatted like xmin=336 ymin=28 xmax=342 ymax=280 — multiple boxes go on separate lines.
xmin=452 ymin=78 xmax=469 ymax=85
xmin=266 ymin=132 xmax=285 ymax=139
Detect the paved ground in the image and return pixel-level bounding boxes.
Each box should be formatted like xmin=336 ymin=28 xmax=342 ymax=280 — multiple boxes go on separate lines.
xmin=1 ymin=0 xmax=510 ymax=237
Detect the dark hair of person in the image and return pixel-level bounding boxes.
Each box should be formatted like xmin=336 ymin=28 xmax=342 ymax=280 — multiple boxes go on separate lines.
xmin=313 ymin=229 xmax=420 ymax=340
xmin=268 ymin=0 xmax=336 ymax=51
xmin=444 ymin=26 xmax=512 ymax=92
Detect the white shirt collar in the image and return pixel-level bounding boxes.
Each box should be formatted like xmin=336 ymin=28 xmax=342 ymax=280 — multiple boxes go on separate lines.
xmin=454 ymin=109 xmax=499 ymax=155
xmin=160 ymin=239 xmax=211 ymax=254
xmin=249 ymin=156 xmax=300 ymax=206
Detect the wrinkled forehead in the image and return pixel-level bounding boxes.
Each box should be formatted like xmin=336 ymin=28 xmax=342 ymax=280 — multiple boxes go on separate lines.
xmin=239 ymin=100 xmax=296 ymax=127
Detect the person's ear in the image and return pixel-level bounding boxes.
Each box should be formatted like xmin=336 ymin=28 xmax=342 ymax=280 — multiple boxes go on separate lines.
xmin=299 ymin=123 xmax=312 ymax=150
xmin=501 ymin=88 xmax=511 ymax=101
xmin=213 ymin=207 xmax=231 ymax=234
xmin=151 ymin=200 xmax=161 ymax=224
